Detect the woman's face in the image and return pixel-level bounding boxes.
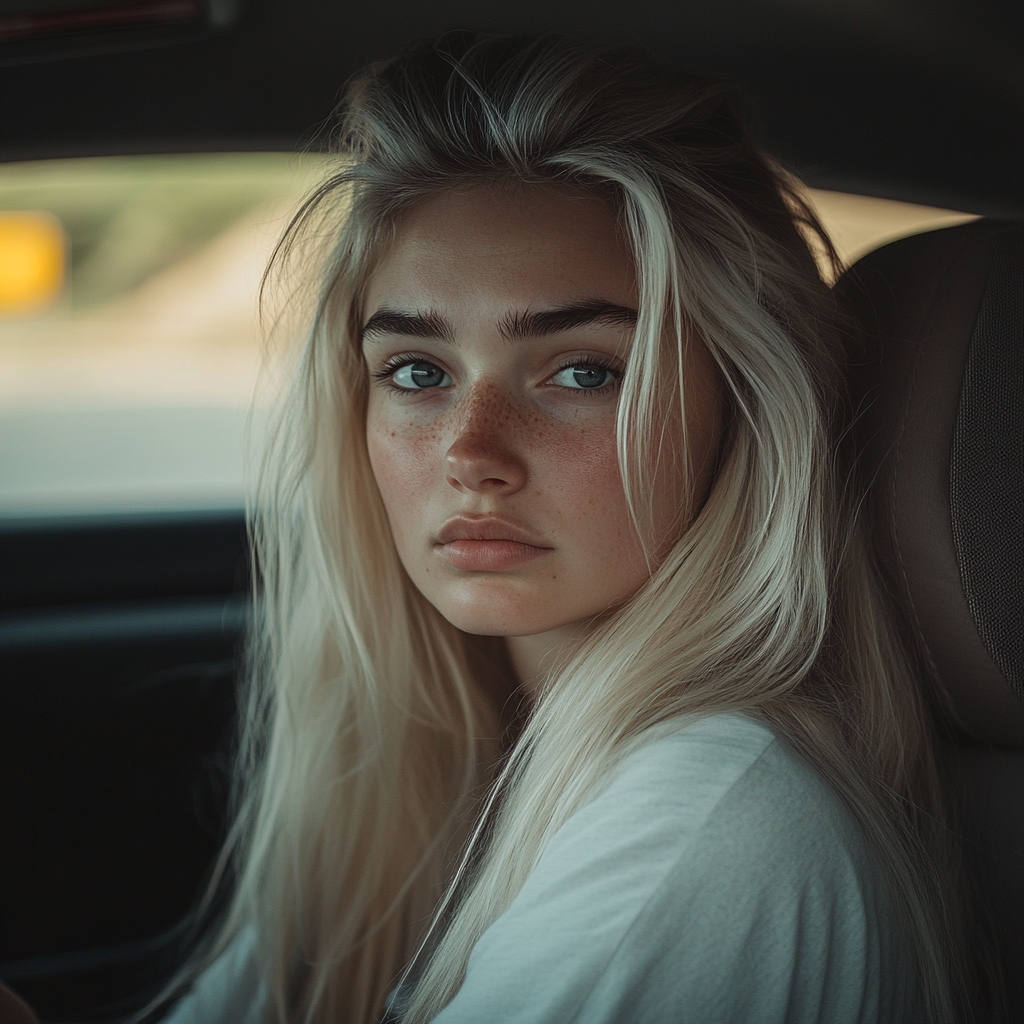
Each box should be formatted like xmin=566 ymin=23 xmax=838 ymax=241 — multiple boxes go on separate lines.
xmin=362 ymin=184 xmax=722 ymax=641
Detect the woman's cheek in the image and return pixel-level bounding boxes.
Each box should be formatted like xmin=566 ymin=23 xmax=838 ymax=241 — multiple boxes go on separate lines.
xmin=367 ymin=412 xmax=439 ymax=529
xmin=538 ymin=415 xmax=625 ymax=522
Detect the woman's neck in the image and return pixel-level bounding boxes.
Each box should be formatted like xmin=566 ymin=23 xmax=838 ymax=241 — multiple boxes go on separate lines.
xmin=505 ymin=623 xmax=583 ymax=699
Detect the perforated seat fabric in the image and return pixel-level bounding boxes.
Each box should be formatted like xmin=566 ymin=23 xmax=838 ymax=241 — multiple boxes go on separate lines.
xmin=836 ymin=219 xmax=1023 ymax=1021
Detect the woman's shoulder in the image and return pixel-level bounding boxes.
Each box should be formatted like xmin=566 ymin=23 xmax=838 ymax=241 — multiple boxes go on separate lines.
xmin=550 ymin=711 xmax=891 ymax=948
xmin=600 ymin=709 xmax=788 ymax=805
xmin=433 ymin=712 xmax=917 ymax=1024
xmin=535 ymin=710 xmax=879 ymax=910
xmin=595 ymin=710 xmax=856 ymax=847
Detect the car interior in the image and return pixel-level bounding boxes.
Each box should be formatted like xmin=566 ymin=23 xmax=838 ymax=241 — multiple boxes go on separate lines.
xmin=0 ymin=0 xmax=1021 ymax=1021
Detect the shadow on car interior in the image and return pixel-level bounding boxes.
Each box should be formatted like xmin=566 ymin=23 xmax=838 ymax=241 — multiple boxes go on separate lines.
xmin=0 ymin=0 xmax=1021 ymax=1021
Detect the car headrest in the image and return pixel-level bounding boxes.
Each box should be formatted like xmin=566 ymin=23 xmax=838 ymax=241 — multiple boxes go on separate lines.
xmin=836 ymin=219 xmax=1024 ymax=748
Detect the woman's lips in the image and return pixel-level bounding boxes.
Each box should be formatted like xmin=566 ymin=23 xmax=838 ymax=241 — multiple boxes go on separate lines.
xmin=434 ymin=516 xmax=552 ymax=571
xmin=437 ymin=539 xmax=550 ymax=571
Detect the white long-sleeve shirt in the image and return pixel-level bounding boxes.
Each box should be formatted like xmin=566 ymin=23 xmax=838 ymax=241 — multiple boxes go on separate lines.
xmin=164 ymin=713 xmax=919 ymax=1023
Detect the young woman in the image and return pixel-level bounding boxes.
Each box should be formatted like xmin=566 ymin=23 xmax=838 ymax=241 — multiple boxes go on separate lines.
xmin=154 ymin=30 xmax=972 ymax=1024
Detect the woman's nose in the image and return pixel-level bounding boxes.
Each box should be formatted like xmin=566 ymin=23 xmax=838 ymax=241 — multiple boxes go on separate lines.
xmin=444 ymin=387 xmax=527 ymax=496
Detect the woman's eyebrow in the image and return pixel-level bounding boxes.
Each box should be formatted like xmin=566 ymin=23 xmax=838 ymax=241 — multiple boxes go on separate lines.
xmin=500 ymin=301 xmax=638 ymax=340
xmin=360 ymin=300 xmax=638 ymax=344
xmin=361 ymin=308 xmax=455 ymax=343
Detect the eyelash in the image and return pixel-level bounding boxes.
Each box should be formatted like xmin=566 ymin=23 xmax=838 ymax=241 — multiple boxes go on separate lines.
xmin=371 ymin=354 xmax=440 ymax=394
xmin=550 ymin=356 xmax=622 ymax=395
xmin=370 ymin=354 xmax=623 ymax=394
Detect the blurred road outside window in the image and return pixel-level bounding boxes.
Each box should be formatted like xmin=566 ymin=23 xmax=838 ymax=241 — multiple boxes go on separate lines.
xmin=0 ymin=154 xmax=975 ymax=518
xmin=0 ymin=153 xmax=328 ymax=517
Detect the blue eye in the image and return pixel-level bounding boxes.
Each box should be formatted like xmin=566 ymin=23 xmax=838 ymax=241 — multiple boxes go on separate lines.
xmin=391 ymin=361 xmax=452 ymax=389
xmin=551 ymin=364 xmax=617 ymax=389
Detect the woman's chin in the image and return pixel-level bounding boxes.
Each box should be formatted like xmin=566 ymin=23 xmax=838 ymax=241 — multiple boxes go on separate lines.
xmin=432 ymin=591 xmax=570 ymax=639
xmin=447 ymin=609 xmax=557 ymax=638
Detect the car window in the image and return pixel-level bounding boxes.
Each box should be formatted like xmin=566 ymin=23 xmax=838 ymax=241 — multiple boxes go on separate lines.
xmin=0 ymin=156 xmax=974 ymax=519
xmin=804 ymin=188 xmax=975 ymax=282
xmin=0 ymin=153 xmax=328 ymax=518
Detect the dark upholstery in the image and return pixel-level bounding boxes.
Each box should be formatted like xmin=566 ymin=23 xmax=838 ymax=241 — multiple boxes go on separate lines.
xmin=837 ymin=219 xmax=1024 ymax=1022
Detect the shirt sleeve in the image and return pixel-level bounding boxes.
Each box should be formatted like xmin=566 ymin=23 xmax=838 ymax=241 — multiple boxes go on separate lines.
xmin=430 ymin=714 xmax=918 ymax=1024
xmin=161 ymin=926 xmax=266 ymax=1024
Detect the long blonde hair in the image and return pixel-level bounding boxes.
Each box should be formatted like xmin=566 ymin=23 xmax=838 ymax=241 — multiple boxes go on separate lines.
xmin=158 ymin=31 xmax=973 ymax=1024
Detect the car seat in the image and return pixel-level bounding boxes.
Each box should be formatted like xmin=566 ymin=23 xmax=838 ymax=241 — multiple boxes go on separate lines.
xmin=836 ymin=218 xmax=1023 ymax=1022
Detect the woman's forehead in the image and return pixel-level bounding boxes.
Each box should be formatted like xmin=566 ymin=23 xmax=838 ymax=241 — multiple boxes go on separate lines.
xmin=362 ymin=184 xmax=637 ymax=321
